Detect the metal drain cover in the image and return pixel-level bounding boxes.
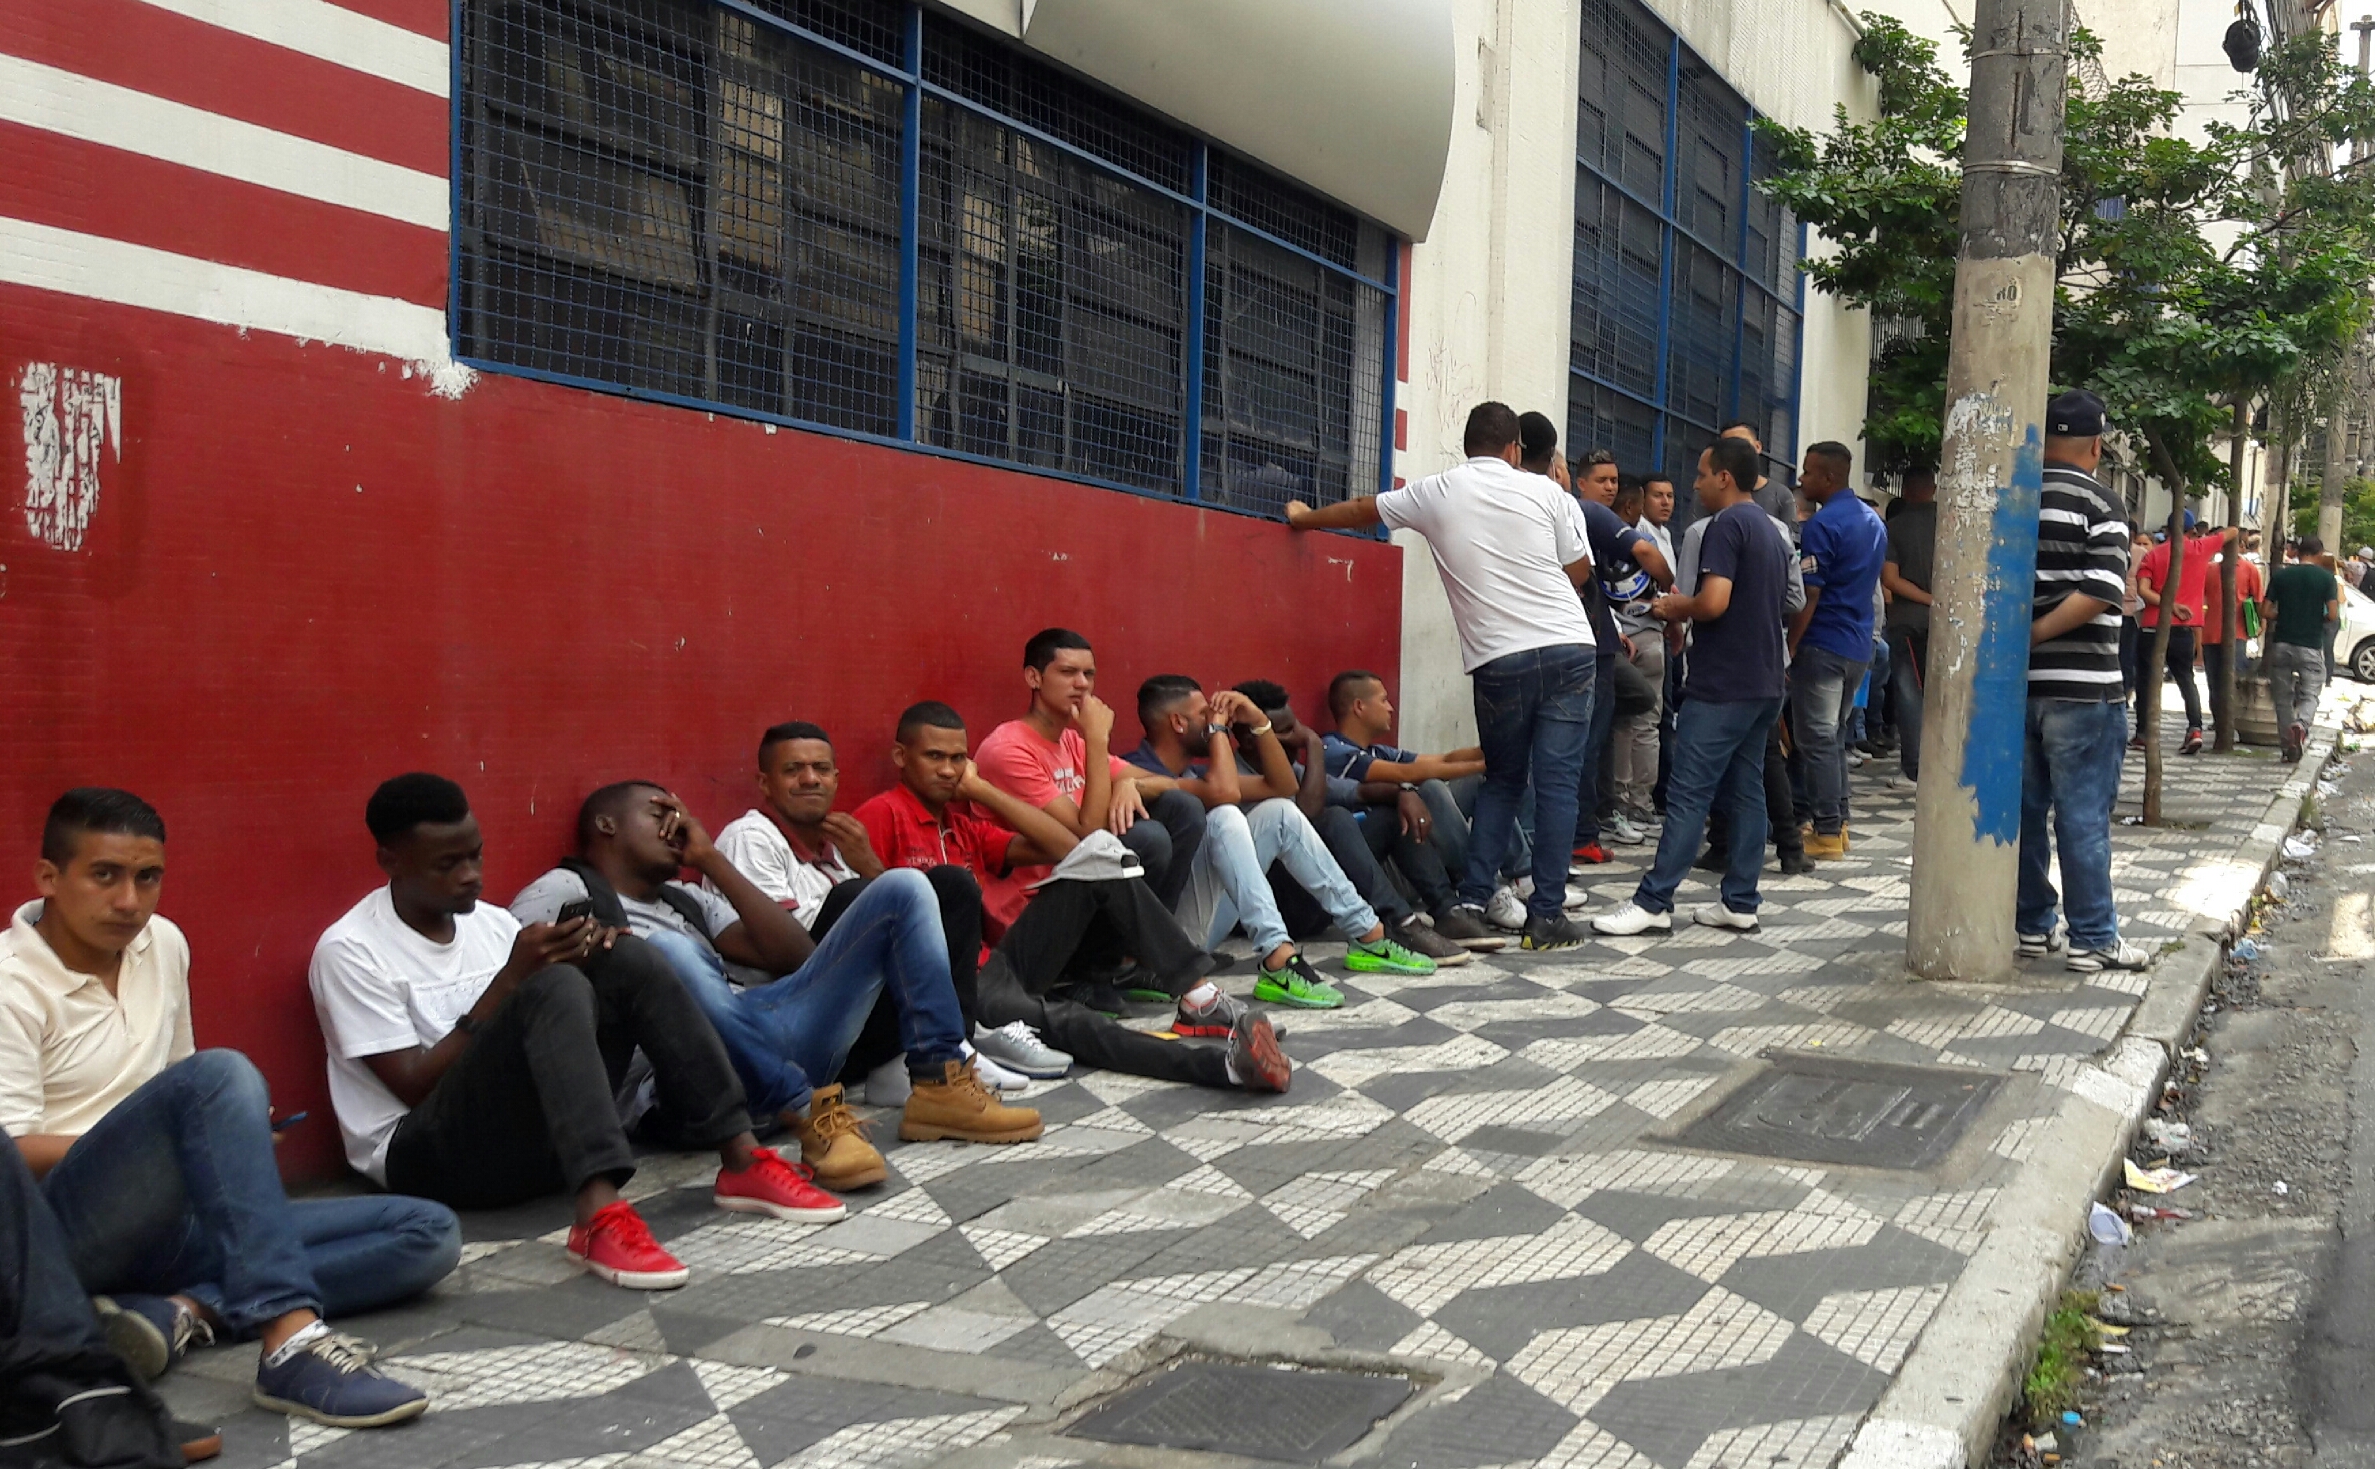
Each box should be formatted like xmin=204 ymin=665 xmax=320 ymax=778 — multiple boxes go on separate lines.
xmin=1064 ymin=1359 xmax=1412 ymax=1463
xmin=1676 ymin=1054 xmax=2005 ymax=1169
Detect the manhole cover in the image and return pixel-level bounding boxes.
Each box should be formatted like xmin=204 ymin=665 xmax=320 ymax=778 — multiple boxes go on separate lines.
xmin=1675 ymin=1054 xmax=2005 ymax=1169
xmin=1064 ymin=1359 xmax=1413 ymax=1463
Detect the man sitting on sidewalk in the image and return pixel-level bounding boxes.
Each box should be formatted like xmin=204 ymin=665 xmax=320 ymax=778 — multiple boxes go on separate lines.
xmin=2020 ymin=391 xmax=2151 ymax=973
xmin=1128 ymin=678 xmax=1436 ymax=1003
xmin=4 ymin=789 xmax=441 ymax=1427
xmin=2262 ymin=536 xmax=2339 ymax=762
xmin=856 ymin=702 xmax=1290 ymax=1093
xmin=1596 ymin=437 xmax=1793 ymax=937
xmin=310 ymin=774 xmax=829 ymax=1293
xmin=1225 ymin=680 xmax=1470 ymax=968
xmin=513 ymin=784 xmax=1040 ymax=1193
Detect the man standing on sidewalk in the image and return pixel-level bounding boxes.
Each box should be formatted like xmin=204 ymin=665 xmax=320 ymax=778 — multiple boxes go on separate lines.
xmin=2021 ymin=392 xmax=2150 ymax=974
xmin=1882 ymin=469 xmax=1937 ymax=790
xmin=2262 ymin=537 xmax=2339 ymax=762
xmin=1787 ymin=442 xmax=1885 ymax=858
xmin=1286 ymin=401 xmax=1599 ymax=950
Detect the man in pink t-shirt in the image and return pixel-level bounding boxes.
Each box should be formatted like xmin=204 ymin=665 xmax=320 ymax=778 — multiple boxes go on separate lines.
xmin=974 ymin=629 xmax=1207 ymax=928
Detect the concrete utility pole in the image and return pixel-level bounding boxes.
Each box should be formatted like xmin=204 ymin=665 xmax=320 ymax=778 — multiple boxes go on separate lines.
xmin=2356 ymin=17 xmax=2373 ymax=165
xmin=1908 ymin=0 xmax=2068 ymax=983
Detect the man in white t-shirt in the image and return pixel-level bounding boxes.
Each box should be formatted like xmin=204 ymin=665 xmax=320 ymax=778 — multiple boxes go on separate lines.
xmin=1287 ymin=401 xmax=1599 ymax=951
xmin=309 ymin=774 xmax=832 ymax=1294
xmin=515 ymin=782 xmax=1040 ymax=1194
xmin=6 ymin=788 xmax=436 ymax=1428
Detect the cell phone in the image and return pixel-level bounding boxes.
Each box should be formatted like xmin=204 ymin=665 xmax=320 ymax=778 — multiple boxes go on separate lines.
xmin=272 ymin=1111 xmax=309 ymax=1132
xmin=556 ymin=898 xmax=596 ymax=925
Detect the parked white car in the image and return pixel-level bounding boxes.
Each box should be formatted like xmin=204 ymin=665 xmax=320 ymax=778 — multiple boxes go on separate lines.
xmin=2346 ymin=581 xmax=2375 ymax=682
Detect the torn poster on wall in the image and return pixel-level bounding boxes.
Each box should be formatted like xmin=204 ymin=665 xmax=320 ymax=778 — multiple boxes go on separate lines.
xmin=17 ymin=362 xmax=122 ymax=552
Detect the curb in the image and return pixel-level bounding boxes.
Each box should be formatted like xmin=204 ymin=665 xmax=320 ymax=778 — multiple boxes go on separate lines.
xmin=1837 ymin=725 xmax=2340 ymax=1469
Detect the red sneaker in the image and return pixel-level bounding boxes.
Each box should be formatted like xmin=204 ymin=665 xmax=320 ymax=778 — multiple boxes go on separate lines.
xmin=715 ymin=1147 xmax=847 ymax=1223
xmin=1571 ymin=843 xmax=1611 ymax=866
xmin=567 ymin=1202 xmax=688 ymax=1290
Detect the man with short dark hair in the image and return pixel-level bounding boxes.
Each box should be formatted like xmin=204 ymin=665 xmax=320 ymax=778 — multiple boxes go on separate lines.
xmin=1787 ymin=441 xmax=1884 ymax=858
xmin=855 ymin=703 xmax=1290 ymax=1093
xmin=1129 ymin=676 xmax=1437 ymax=997
xmin=2020 ymin=392 xmax=2149 ymax=972
xmin=1596 ymin=437 xmax=1792 ymax=936
xmin=2262 ymin=536 xmax=2339 ymax=761
xmin=311 ymin=774 xmax=822 ymax=1293
xmin=1882 ymin=468 xmax=1937 ymax=788
xmin=1721 ymin=420 xmax=1800 ymax=529
xmin=9 ymin=789 xmax=445 ymax=1427
xmin=976 ymin=629 xmax=1204 ymax=914
xmin=513 ymin=784 xmax=1039 ymax=1194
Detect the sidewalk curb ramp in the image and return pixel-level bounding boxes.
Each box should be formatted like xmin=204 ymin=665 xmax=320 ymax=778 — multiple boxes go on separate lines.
xmin=1837 ymin=726 xmax=2341 ymax=1469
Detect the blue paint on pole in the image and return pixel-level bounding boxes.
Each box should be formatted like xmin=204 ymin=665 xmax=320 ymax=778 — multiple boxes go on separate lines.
xmin=1957 ymin=426 xmax=2045 ymax=844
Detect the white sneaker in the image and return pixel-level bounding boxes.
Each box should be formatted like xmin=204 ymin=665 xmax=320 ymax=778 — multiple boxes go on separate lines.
xmin=973 ymin=1021 xmax=1073 ymax=1079
xmin=2067 ymin=938 xmax=2151 ymax=973
xmin=2016 ymin=929 xmax=2065 ymax=960
xmin=1694 ymin=903 xmax=1759 ymax=932
xmin=1608 ymin=814 xmax=1648 ymax=846
xmin=1485 ymin=884 xmax=1528 ymax=931
xmin=1889 ymin=774 xmax=1917 ymax=791
xmin=862 ymin=1055 xmax=912 ymax=1107
xmin=1563 ymin=883 xmax=1593 ymax=913
xmin=1592 ymin=901 xmax=1672 ymax=936
xmin=960 ymin=1042 xmax=1031 ymax=1094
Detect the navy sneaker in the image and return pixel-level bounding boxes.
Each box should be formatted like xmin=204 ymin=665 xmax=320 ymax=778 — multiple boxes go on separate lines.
xmin=252 ymin=1324 xmax=428 ymax=1428
xmin=94 ymin=1294 xmax=208 ymax=1381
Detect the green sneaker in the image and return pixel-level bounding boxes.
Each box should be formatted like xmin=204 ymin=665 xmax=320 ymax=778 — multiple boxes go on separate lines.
xmin=1252 ymin=953 xmax=1345 ymax=1009
xmin=1343 ymin=935 xmax=1437 ymax=977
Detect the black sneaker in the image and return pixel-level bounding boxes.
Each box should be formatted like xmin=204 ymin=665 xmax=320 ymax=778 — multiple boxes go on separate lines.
xmin=1112 ymin=962 xmax=1175 ymax=1004
xmin=1431 ymin=905 xmax=1508 ymax=952
xmin=1693 ymin=846 xmax=1724 ymax=873
xmin=1390 ymin=918 xmax=1472 ymax=967
xmin=1520 ymin=913 xmax=1588 ymax=951
xmin=1057 ymin=980 xmax=1131 ymax=1017
xmin=1778 ymin=849 xmax=1815 ymax=876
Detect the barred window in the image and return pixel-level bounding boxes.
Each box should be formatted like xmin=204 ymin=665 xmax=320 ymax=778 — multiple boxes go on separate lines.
xmin=1567 ymin=0 xmax=1802 ymax=508
xmin=456 ymin=0 xmax=1397 ymax=513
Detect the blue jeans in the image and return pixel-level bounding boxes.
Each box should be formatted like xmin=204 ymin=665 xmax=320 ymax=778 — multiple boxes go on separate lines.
xmin=2017 ymin=698 xmax=2128 ymax=950
xmin=1635 ymin=697 xmax=1784 ymax=914
xmin=1570 ymin=651 xmax=1618 ymax=847
xmin=41 ymin=1051 xmax=460 ymax=1335
xmin=1790 ymin=643 xmax=1867 ymax=836
xmin=1176 ymin=799 xmax=1378 ymax=955
xmin=1464 ymin=643 xmax=1596 ymax=920
xmin=645 ymin=868 xmax=966 ymax=1118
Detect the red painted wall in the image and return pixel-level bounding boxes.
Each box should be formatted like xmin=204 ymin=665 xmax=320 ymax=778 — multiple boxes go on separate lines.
xmin=0 ymin=293 xmax=1402 ymax=1176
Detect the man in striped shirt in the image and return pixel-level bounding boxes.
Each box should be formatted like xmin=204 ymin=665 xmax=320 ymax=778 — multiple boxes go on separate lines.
xmin=2020 ymin=391 xmax=2148 ymax=973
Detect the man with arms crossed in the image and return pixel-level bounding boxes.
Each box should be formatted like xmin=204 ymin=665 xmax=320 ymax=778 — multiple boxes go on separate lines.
xmin=5 ymin=789 xmax=443 ymax=1427
xmin=1287 ymin=402 xmax=1600 ymax=951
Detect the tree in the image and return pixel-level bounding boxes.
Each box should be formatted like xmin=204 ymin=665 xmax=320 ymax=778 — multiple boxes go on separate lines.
xmin=1760 ymin=19 xmax=2375 ymax=817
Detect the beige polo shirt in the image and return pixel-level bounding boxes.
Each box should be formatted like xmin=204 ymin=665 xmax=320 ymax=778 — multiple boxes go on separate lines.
xmin=0 ymin=901 xmax=193 ymax=1138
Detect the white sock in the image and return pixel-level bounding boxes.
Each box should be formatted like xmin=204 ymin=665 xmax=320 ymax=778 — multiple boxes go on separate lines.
xmin=1183 ymin=981 xmax=1220 ymax=1007
xmin=263 ymin=1319 xmax=330 ymax=1368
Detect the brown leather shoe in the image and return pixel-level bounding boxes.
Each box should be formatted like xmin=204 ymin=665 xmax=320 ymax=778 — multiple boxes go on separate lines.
xmin=791 ymin=1085 xmax=887 ymax=1189
xmin=898 ymin=1059 xmax=1044 ymax=1144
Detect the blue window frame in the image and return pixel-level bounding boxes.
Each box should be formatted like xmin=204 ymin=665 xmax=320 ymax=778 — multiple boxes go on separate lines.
xmin=1569 ymin=0 xmax=1803 ymax=503
xmin=452 ymin=0 xmax=1399 ymax=515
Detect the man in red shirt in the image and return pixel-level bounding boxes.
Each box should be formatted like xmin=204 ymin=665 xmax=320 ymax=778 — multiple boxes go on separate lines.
xmin=2135 ymin=515 xmax=2235 ymax=753
xmin=857 ymin=703 xmax=1289 ymax=1094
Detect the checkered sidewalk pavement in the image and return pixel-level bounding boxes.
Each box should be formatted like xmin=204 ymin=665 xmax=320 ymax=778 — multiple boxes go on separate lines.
xmin=158 ymin=712 xmax=2287 ymax=1469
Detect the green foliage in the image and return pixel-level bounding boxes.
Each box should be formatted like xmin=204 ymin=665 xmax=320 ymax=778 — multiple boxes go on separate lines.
xmin=2021 ymin=1290 xmax=2101 ymax=1427
xmin=1759 ymin=15 xmax=2375 ymax=485
xmin=2290 ymin=474 xmax=2375 ymax=548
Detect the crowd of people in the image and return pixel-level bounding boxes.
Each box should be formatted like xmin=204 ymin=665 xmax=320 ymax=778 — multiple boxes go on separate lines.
xmin=3 ymin=391 xmax=2314 ymax=1465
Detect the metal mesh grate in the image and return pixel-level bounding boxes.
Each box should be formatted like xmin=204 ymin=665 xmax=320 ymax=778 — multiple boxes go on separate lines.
xmin=1674 ymin=52 xmax=1746 ymax=252
xmin=1201 ymin=220 xmax=1387 ymax=516
xmin=921 ymin=13 xmax=1192 ymax=195
xmin=1208 ymin=153 xmax=1362 ymax=270
xmin=1568 ymin=376 xmax=1657 ymax=472
xmin=1665 ymin=239 xmax=1735 ymax=430
xmin=744 ymin=0 xmax=902 ymax=65
xmin=1571 ymin=172 xmax=1662 ymax=400
xmin=1576 ymin=0 xmax=1668 ymax=202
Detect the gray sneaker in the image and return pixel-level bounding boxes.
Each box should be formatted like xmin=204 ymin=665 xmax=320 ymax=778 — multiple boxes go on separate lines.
xmin=1390 ymin=918 xmax=1472 ymax=967
xmin=1607 ymin=814 xmax=1648 ymax=846
xmin=1432 ymin=905 xmax=1509 ymax=952
xmin=2016 ymin=929 xmax=2065 ymax=960
xmin=1485 ymin=884 xmax=1528 ymax=931
xmin=2067 ymin=938 xmax=2151 ymax=973
xmin=971 ymin=1021 xmax=1072 ymax=1079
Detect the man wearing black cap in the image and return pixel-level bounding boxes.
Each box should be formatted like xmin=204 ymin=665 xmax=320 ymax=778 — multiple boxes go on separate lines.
xmin=2020 ymin=391 xmax=2149 ymax=973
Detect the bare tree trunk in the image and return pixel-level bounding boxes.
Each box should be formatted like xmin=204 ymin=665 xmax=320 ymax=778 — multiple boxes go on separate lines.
xmin=2213 ymin=399 xmax=2246 ymax=751
xmin=2140 ymin=429 xmax=2192 ymax=826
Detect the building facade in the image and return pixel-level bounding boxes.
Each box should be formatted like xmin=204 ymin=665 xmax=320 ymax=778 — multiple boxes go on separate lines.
xmin=2 ymin=0 xmax=1868 ymax=1169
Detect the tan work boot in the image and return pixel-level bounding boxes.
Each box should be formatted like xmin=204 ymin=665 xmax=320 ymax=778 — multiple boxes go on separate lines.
xmin=790 ymin=1085 xmax=886 ymax=1189
xmin=899 ymin=1059 xmax=1044 ymax=1144
xmin=1803 ymin=830 xmax=1847 ymax=859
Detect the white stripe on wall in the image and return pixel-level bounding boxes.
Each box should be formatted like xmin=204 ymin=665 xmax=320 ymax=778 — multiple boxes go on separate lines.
xmin=0 ymin=53 xmax=448 ymax=230
xmin=131 ymin=0 xmax=449 ymax=97
xmin=0 ymin=216 xmax=469 ymax=391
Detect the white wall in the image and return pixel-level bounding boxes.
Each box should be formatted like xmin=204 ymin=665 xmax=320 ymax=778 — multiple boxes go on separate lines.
xmin=1391 ymin=0 xmax=1874 ymax=749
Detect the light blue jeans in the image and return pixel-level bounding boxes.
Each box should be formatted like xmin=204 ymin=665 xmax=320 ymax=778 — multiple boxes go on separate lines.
xmin=1176 ymin=799 xmax=1379 ymax=955
xmin=42 ymin=1051 xmax=460 ymax=1334
xmin=2017 ymin=697 xmax=2128 ymax=951
xmin=643 ymin=868 xmax=966 ymax=1118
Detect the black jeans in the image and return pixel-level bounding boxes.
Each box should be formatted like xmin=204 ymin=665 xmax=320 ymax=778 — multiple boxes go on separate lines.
xmin=2159 ymin=624 xmax=2203 ymax=729
xmin=1121 ymin=789 xmax=1206 ymax=910
xmin=2203 ymin=639 xmax=2233 ymax=732
xmin=2119 ymin=615 xmax=2141 ymax=702
xmin=0 ymin=1134 xmax=180 ymax=1469
xmin=1358 ymin=801 xmax=1457 ymax=916
xmin=978 ymin=878 xmax=1229 ymax=1088
xmin=385 ymin=935 xmax=750 ymax=1209
xmin=1271 ymin=805 xmax=1410 ymax=937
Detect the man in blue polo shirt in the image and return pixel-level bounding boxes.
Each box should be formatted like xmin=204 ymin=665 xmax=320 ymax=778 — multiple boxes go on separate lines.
xmin=1787 ymin=442 xmax=1884 ymax=859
